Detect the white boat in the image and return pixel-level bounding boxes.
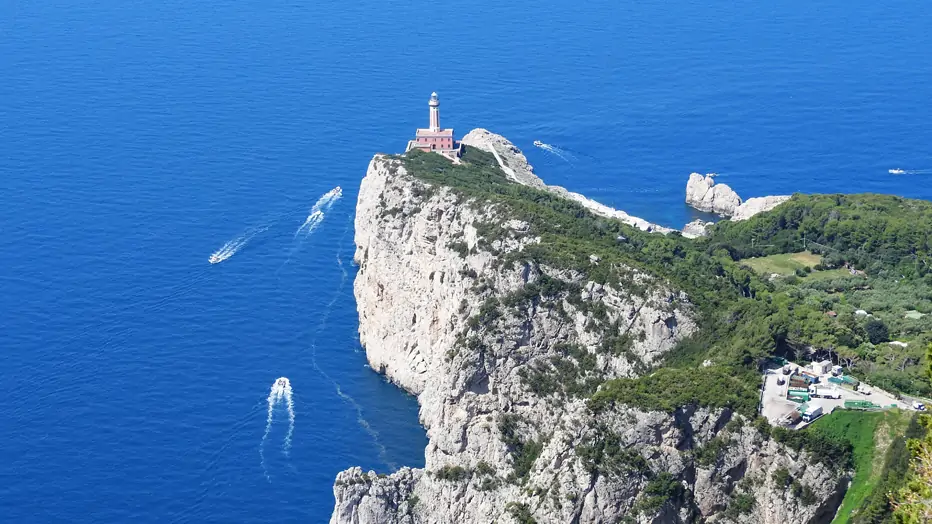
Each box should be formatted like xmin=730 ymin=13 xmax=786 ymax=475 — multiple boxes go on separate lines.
xmin=889 ymin=168 xmax=906 ymax=175
xmin=208 ymin=253 xmax=223 ymax=264
xmin=533 ymin=140 xmax=543 ymax=147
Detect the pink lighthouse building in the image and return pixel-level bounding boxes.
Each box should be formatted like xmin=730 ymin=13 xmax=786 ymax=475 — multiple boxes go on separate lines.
xmin=406 ymin=92 xmax=462 ymax=160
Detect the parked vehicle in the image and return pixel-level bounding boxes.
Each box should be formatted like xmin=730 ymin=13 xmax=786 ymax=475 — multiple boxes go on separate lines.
xmin=913 ymin=401 xmax=926 ymax=411
xmin=857 ymin=384 xmax=872 ymax=395
xmin=808 ymin=385 xmax=842 ymax=399
xmin=802 ymin=404 xmax=824 ymax=422
xmin=828 ymin=376 xmax=860 ymax=389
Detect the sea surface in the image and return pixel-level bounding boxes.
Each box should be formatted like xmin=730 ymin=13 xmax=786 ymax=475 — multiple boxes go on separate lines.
xmin=2 ymin=0 xmax=931 ymax=521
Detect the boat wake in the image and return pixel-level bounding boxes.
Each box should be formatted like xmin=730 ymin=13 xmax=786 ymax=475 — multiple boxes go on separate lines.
xmin=209 ymin=225 xmax=269 ymax=264
xmin=295 ymin=186 xmax=343 ymax=237
xmin=889 ymin=168 xmax=931 ymax=175
xmin=533 ymin=140 xmax=575 ymax=162
xmin=260 ymin=377 xmax=295 ymax=481
xmin=279 ymin=187 xmax=344 ymax=271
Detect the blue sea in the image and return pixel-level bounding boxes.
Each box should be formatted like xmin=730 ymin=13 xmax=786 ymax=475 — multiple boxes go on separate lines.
xmin=2 ymin=0 xmax=931 ymax=521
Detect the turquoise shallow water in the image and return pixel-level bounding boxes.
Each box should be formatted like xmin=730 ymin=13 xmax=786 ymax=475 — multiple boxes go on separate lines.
xmin=2 ymin=0 xmax=931 ymax=521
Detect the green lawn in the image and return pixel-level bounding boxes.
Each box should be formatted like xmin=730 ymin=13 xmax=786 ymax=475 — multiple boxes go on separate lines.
xmin=740 ymin=251 xmax=851 ymax=281
xmin=807 ymin=409 xmax=913 ymax=524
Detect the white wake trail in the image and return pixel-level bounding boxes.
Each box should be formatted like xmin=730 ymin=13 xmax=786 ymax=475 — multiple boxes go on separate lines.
xmin=210 ymin=225 xmax=269 ymax=264
xmin=533 ymin=141 xmax=575 ymax=162
xmin=260 ymin=377 xmax=294 ymax=480
xmin=889 ymin=168 xmax=931 ymax=175
xmin=294 ymin=210 xmax=325 ymax=238
xmin=292 ymin=186 xmax=343 ymax=238
xmin=283 ymin=380 xmax=295 ymax=455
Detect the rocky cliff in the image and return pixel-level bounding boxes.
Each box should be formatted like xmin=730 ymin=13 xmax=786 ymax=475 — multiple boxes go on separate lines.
xmin=332 ymin=136 xmax=847 ymax=524
xmin=461 ymin=129 xmax=673 ymax=234
xmin=685 ymin=173 xmax=790 ymax=222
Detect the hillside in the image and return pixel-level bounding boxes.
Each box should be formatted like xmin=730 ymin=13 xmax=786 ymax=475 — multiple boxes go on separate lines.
xmin=328 ymin=134 xmax=873 ymax=524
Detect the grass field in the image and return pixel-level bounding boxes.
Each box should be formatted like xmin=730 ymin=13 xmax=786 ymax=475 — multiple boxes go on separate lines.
xmin=739 ymin=251 xmax=851 ymax=281
xmin=807 ymin=409 xmax=913 ymax=524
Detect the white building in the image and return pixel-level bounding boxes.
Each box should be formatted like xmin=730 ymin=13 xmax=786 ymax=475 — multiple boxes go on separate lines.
xmin=811 ymin=360 xmax=832 ymax=375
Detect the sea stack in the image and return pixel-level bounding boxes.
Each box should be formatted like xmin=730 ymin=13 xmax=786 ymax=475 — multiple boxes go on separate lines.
xmin=684 ymin=173 xmax=742 ymax=216
xmin=684 ymin=173 xmax=791 ymax=221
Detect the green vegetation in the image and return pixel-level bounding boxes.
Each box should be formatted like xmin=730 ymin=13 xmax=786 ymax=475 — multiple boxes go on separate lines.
xmin=741 ymin=251 xmax=852 ymax=281
xmin=589 ymin=366 xmax=761 ymax=418
xmin=396 ymin=150 xmax=932 ymax=504
xmin=576 ymin=427 xmax=651 ymax=478
xmin=891 ymin=344 xmax=932 ymax=523
xmin=723 ymin=492 xmax=757 ymax=518
xmin=434 ymin=465 xmax=470 ymax=482
xmin=499 ymin=414 xmax=545 ymax=483
xmin=694 ymin=436 xmax=731 ymax=467
xmin=634 ymin=472 xmax=684 ymax=515
xmin=804 ymin=410 xmax=911 ymax=523
xmin=741 ymin=251 xmax=820 ymax=274
xmin=505 ymin=502 xmax=537 ymax=524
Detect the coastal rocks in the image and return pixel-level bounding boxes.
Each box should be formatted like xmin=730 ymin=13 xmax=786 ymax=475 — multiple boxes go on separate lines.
xmin=684 ymin=173 xmax=791 ymax=221
xmin=462 ymin=128 xmax=674 ymax=233
xmin=731 ymin=195 xmax=792 ymax=221
xmin=332 ymin=151 xmax=848 ymax=523
xmin=685 ymin=173 xmax=742 ymax=216
xmin=460 ymin=128 xmax=546 ymax=189
xmin=682 ymin=219 xmax=714 ymax=238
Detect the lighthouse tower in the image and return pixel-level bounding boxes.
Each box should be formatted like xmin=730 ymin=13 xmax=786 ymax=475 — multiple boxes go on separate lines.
xmin=406 ymin=92 xmax=462 ymax=160
xmin=429 ymin=92 xmax=440 ymax=131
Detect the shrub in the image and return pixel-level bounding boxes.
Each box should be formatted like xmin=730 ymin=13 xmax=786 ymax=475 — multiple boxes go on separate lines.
xmin=724 ymin=493 xmax=757 ymax=517
xmin=434 ymin=465 xmax=469 ymax=482
xmin=505 ymin=502 xmax=537 ymax=524
xmin=694 ymin=437 xmax=730 ymax=467
xmin=772 ymin=467 xmax=790 ymax=488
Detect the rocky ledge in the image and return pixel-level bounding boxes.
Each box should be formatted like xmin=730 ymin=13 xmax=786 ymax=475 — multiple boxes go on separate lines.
xmin=331 ymin=132 xmax=846 ymax=524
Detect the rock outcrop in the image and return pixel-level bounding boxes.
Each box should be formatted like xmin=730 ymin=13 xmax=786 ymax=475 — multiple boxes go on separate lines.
xmin=685 ymin=173 xmax=790 ymax=222
xmin=732 ymin=196 xmax=792 ymax=221
xmin=682 ymin=219 xmax=714 ymax=239
xmin=685 ymin=173 xmax=742 ymax=216
xmin=462 ymin=129 xmax=673 ymax=233
xmin=332 ymin=146 xmax=848 ymax=524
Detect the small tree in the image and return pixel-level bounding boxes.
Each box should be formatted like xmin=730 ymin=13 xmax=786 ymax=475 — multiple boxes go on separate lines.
xmin=865 ymin=318 xmax=890 ymax=345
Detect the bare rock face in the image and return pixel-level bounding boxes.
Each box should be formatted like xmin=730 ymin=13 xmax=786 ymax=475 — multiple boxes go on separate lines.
xmin=462 ymin=129 xmax=673 ymax=233
xmin=682 ymin=219 xmax=714 ymax=238
xmin=331 ymin=153 xmax=847 ymax=524
xmin=685 ymin=173 xmax=742 ymax=216
xmin=732 ymin=196 xmax=792 ymax=222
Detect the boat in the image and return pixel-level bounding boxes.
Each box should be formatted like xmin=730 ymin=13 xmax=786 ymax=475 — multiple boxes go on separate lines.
xmin=533 ymin=140 xmax=543 ymax=147
xmin=889 ymin=168 xmax=906 ymax=175
xmin=208 ymin=253 xmax=222 ymax=264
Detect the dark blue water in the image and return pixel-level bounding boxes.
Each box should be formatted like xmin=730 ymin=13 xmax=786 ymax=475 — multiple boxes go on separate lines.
xmin=2 ymin=0 xmax=930 ymax=521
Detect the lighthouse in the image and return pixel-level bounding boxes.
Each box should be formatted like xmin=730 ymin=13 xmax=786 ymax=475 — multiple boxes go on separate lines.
xmin=429 ymin=92 xmax=441 ymax=131
xmin=406 ymin=92 xmax=462 ymax=160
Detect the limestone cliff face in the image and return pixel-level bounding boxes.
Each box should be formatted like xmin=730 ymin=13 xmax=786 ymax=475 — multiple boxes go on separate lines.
xmin=332 ymin=145 xmax=846 ymax=524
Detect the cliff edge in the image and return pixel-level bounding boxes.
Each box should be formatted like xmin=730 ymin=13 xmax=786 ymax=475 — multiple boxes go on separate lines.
xmin=332 ymin=135 xmax=847 ymax=523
